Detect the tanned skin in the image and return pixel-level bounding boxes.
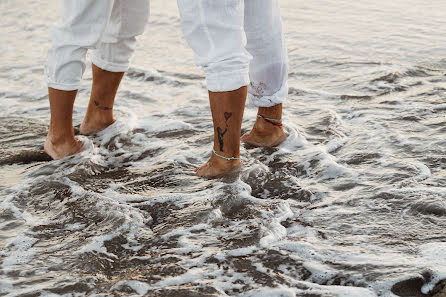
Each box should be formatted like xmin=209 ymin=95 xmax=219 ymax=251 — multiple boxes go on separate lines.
xmin=195 ymin=87 xmax=247 ymax=177
xmin=80 ymin=64 xmax=124 ymax=135
xmin=44 ymin=64 xmax=124 ymax=159
xmin=45 ymin=66 xmax=287 ymax=177
xmin=196 ymin=87 xmax=287 ymax=177
xmin=241 ymin=103 xmax=287 ymax=147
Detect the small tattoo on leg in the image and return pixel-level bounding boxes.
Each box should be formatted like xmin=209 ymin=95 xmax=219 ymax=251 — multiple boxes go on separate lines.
xmin=216 ymin=112 xmax=232 ymax=152
xmin=94 ymin=100 xmax=112 ymax=111
xmin=217 ymin=127 xmax=227 ymax=151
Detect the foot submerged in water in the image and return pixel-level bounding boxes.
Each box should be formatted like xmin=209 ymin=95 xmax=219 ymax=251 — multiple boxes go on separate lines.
xmin=79 ymin=116 xmax=115 ymax=136
xmin=241 ymin=116 xmax=287 ymax=147
xmin=195 ymin=153 xmax=241 ymax=177
xmin=44 ymin=136 xmax=84 ymax=160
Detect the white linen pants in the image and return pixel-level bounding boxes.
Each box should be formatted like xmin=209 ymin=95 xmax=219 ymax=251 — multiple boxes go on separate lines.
xmin=177 ymin=0 xmax=288 ymax=107
xmin=45 ymin=0 xmax=149 ymax=91
xmin=46 ymin=0 xmax=288 ymax=107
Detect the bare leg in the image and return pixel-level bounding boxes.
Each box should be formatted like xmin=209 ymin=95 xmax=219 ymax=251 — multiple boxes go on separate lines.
xmin=196 ymin=86 xmax=247 ymax=177
xmin=44 ymin=88 xmax=83 ymax=159
xmin=241 ymin=103 xmax=287 ymax=147
xmin=80 ymin=64 xmax=124 ymax=135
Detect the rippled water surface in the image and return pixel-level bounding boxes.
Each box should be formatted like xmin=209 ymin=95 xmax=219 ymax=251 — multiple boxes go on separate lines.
xmin=1 ymin=0 xmax=446 ymax=296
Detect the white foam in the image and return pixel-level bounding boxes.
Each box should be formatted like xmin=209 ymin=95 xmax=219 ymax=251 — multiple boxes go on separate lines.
xmin=74 ymin=232 xmax=119 ymax=258
xmin=56 ymin=183 xmax=154 ymax=256
xmin=64 ymin=222 xmax=87 ymax=231
xmin=243 ymin=286 xmax=298 ymax=297
xmin=0 ymin=280 xmax=13 ymax=294
xmin=96 ymin=117 xmax=137 ymax=146
xmin=111 ymin=280 xmax=151 ymax=295
xmin=315 ymin=284 xmax=376 ymax=297
xmin=153 ymin=268 xmax=204 ymax=287
xmin=1 ymin=235 xmax=38 ymax=273
xmin=226 ymin=246 xmax=258 ymax=257
xmin=207 ymin=208 xmax=223 ymax=223
xmin=139 ymin=116 xmax=194 ymax=134
xmin=259 ymin=202 xmax=294 ymax=248
xmin=419 ymin=242 xmax=446 ymax=293
xmin=325 ymin=135 xmax=349 ymax=153
xmin=303 ymin=261 xmax=339 ymax=283
xmin=161 ymin=223 xmax=209 ymax=241
xmin=259 ymin=221 xmax=287 ymax=248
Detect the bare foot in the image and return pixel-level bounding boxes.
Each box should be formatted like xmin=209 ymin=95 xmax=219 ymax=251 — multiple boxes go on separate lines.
xmin=241 ymin=117 xmax=287 ymax=147
xmin=79 ymin=116 xmax=115 ymax=135
xmin=196 ymin=153 xmax=241 ymax=177
xmin=44 ymin=136 xmax=83 ymax=160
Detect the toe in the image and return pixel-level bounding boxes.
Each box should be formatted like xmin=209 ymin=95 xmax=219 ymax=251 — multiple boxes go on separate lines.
xmin=196 ymin=167 xmax=206 ymax=177
xmin=195 ymin=163 xmax=207 ymax=176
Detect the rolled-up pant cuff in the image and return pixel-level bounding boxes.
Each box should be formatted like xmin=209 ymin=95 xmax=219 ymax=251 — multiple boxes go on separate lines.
xmin=248 ymin=82 xmax=288 ymax=107
xmin=90 ymin=53 xmax=130 ymax=73
xmin=206 ymin=71 xmax=250 ymax=93
xmin=47 ymin=81 xmax=81 ymax=91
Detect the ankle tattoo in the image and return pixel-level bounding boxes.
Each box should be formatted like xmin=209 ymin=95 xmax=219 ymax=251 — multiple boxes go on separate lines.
xmin=216 ymin=112 xmax=232 ymax=152
xmin=94 ymin=100 xmax=112 ymax=111
xmin=257 ymin=114 xmax=283 ymax=127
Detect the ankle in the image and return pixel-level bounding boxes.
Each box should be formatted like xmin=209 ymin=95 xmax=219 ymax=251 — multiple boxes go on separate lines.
xmin=212 ymin=148 xmax=240 ymax=159
xmin=255 ymin=117 xmax=283 ymax=132
xmin=46 ymin=132 xmax=76 ymax=146
xmin=84 ymin=110 xmax=114 ymax=124
xmin=211 ymin=147 xmax=241 ymax=164
xmin=258 ymin=104 xmax=282 ymax=119
xmin=210 ymin=153 xmax=241 ymax=169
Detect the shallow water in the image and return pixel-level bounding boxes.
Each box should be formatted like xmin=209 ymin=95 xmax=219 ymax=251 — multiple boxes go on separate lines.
xmin=1 ymin=0 xmax=446 ymax=296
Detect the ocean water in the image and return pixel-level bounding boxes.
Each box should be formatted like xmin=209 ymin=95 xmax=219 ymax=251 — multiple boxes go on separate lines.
xmin=1 ymin=0 xmax=446 ymax=296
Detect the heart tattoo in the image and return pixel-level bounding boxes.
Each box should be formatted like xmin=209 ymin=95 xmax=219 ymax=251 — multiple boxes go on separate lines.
xmin=224 ymin=112 xmax=232 ymax=120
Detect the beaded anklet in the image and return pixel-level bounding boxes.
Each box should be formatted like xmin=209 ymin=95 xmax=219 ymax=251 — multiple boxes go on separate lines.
xmin=257 ymin=114 xmax=283 ymax=127
xmin=212 ymin=148 xmax=240 ymax=161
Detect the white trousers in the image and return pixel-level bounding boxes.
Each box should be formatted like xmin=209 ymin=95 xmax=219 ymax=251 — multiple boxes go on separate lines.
xmin=46 ymin=0 xmax=288 ymax=107
xmin=45 ymin=0 xmax=149 ymax=91
xmin=177 ymin=0 xmax=288 ymax=107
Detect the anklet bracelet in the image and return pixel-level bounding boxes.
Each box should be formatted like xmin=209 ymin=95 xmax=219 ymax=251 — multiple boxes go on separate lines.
xmin=212 ymin=149 xmax=240 ymax=161
xmin=257 ymin=114 xmax=283 ymax=127
xmin=257 ymin=114 xmax=282 ymax=122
